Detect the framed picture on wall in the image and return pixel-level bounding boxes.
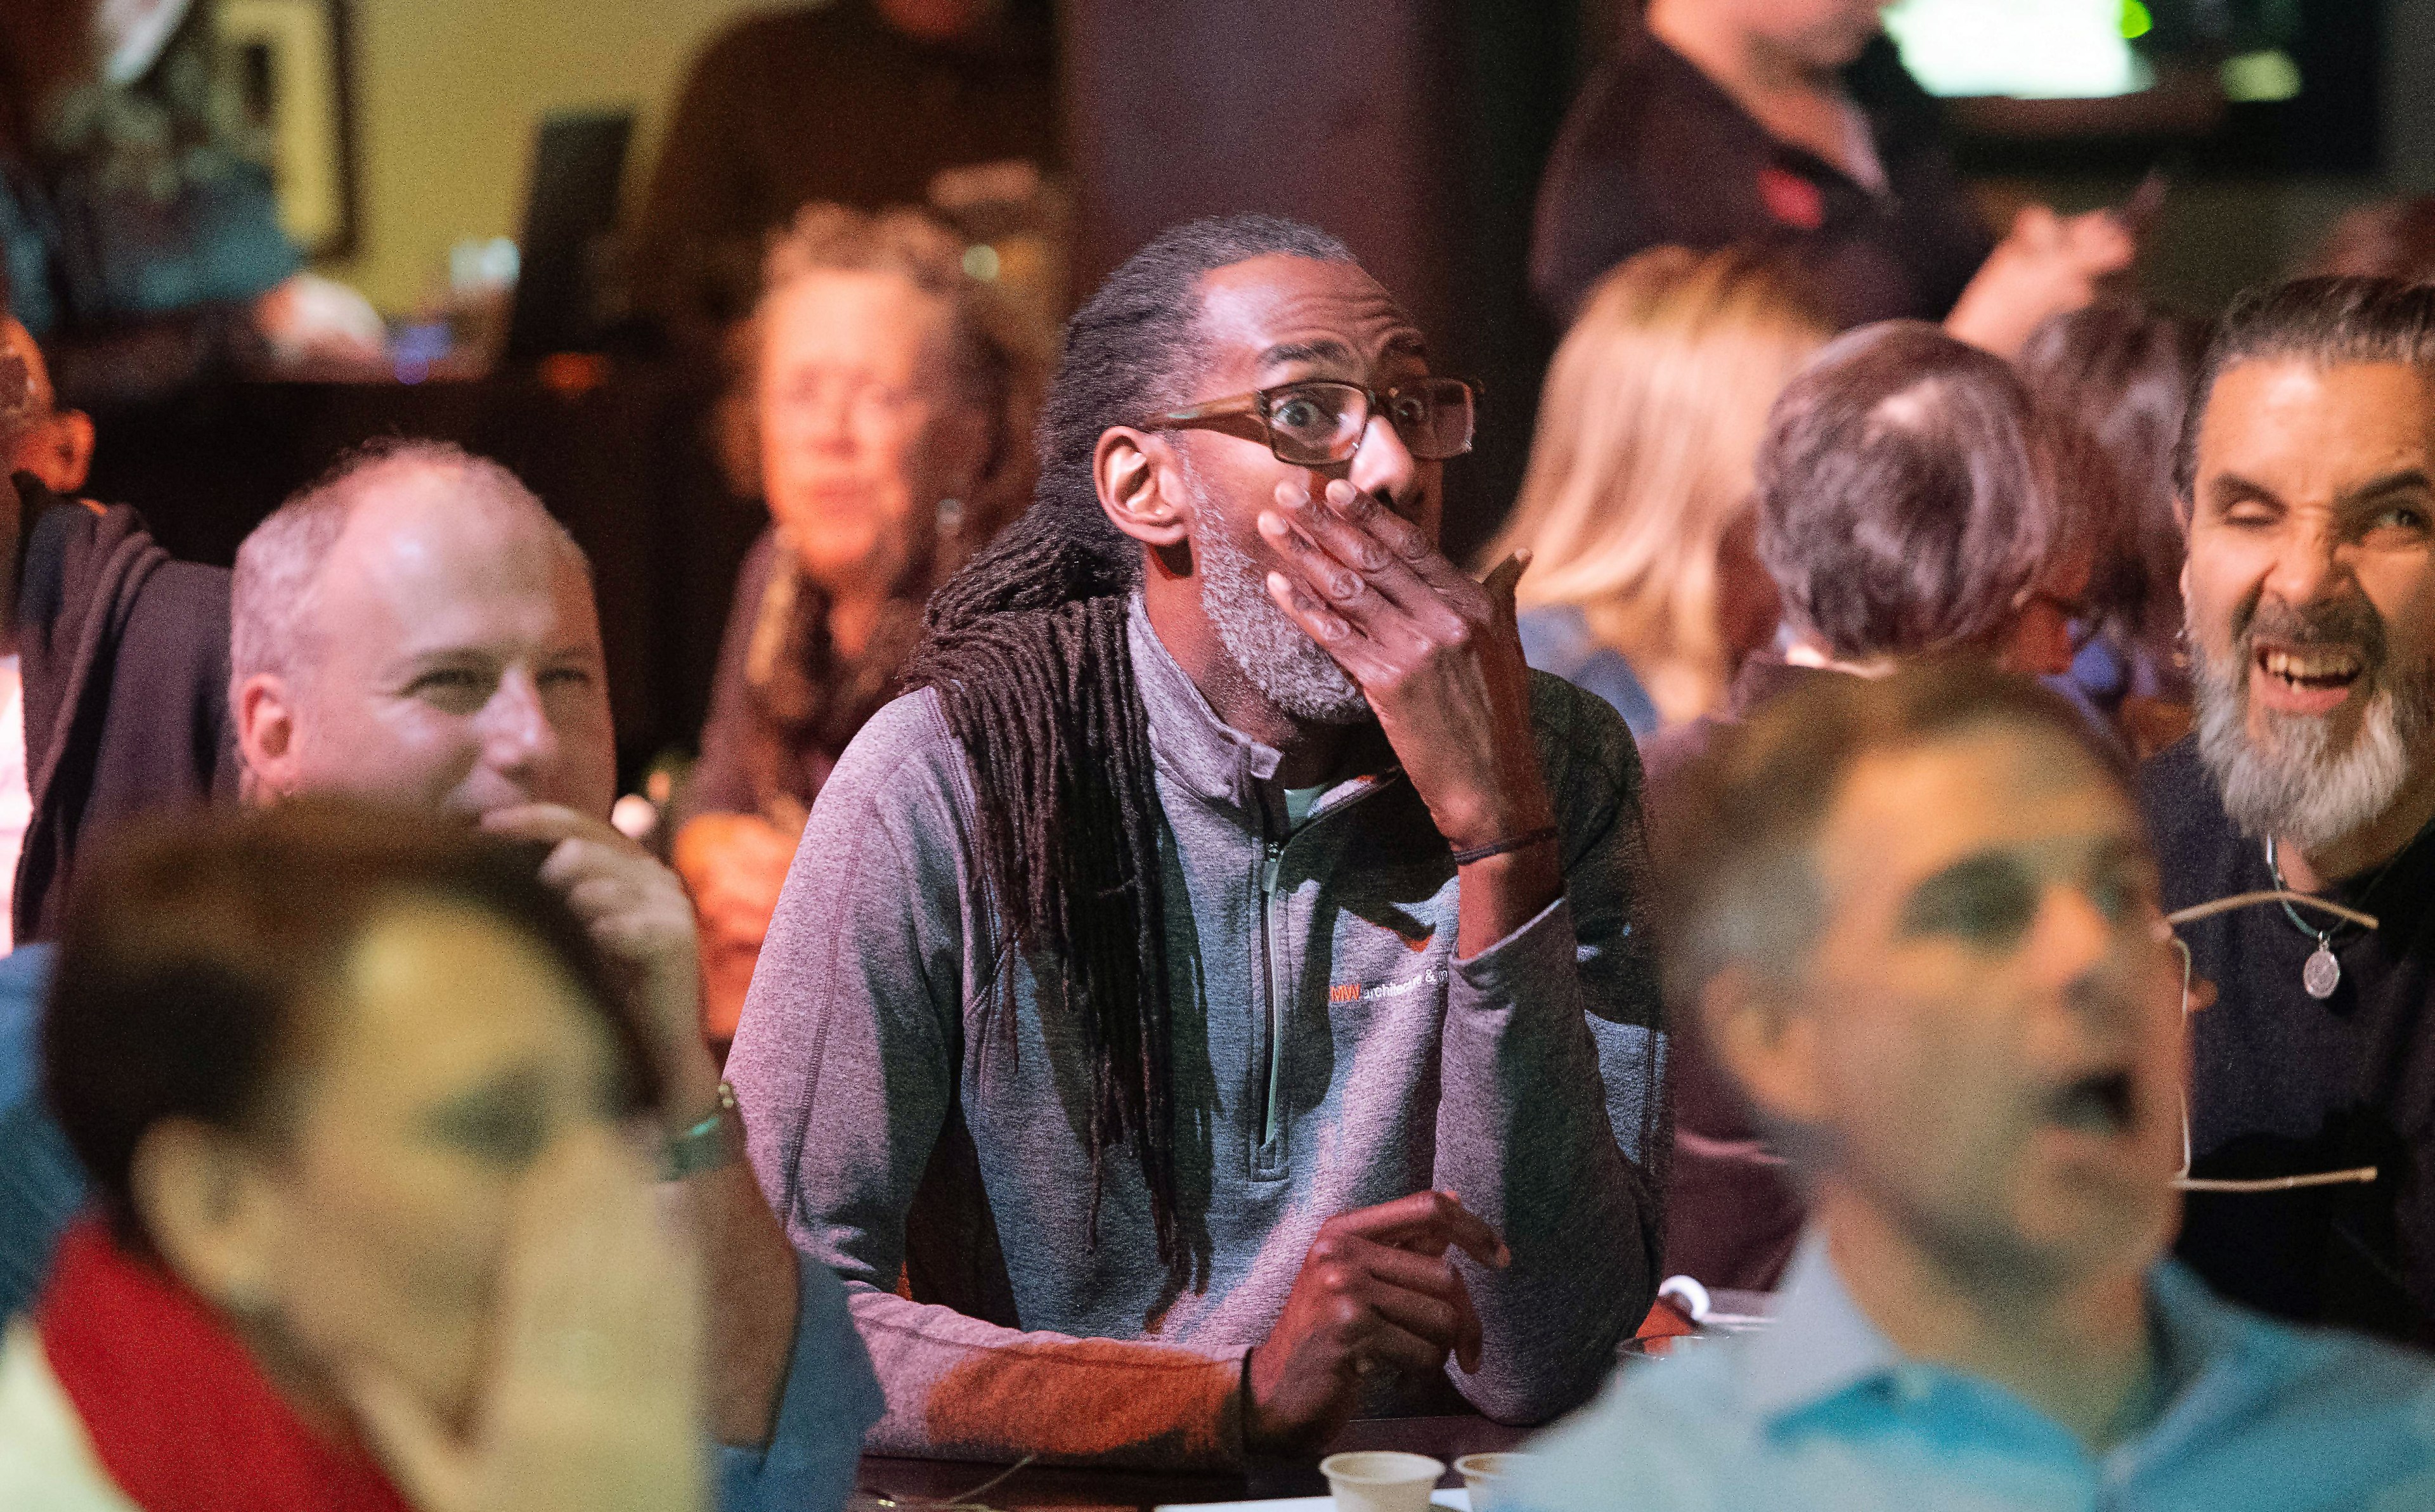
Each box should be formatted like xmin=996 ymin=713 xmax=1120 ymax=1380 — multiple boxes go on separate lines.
xmin=216 ymin=0 xmax=360 ymax=257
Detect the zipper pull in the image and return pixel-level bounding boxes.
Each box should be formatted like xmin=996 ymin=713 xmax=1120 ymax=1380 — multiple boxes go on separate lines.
xmin=1261 ymin=838 xmax=1283 ymax=894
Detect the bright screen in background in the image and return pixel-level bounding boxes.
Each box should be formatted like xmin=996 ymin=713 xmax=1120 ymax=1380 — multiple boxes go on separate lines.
xmin=1883 ymin=0 xmax=2155 ymax=99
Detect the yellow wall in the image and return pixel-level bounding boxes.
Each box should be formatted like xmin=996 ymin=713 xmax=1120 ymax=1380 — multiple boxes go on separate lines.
xmin=322 ymin=0 xmax=793 ymax=314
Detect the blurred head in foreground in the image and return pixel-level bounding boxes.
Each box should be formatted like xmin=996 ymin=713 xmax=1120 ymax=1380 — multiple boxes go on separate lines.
xmin=230 ymin=439 xmax=616 ymax=820
xmin=1650 ymin=662 xmax=2184 ymax=1291
xmin=1759 ymin=321 xmax=2091 ymax=678
xmin=42 ymin=799 xmax=661 ymax=1427
xmin=1491 ymin=245 xmax=1828 ymax=725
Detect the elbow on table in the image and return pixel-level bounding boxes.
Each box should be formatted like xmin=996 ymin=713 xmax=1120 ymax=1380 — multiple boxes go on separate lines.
xmin=1453 ymin=1350 xmax=1614 ymax=1428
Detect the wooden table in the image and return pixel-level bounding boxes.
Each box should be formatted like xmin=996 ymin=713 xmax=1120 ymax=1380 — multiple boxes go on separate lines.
xmin=855 ymin=1416 xmax=1532 ymax=1512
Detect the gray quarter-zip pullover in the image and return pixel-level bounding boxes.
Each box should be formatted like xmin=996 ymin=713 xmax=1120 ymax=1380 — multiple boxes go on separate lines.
xmin=727 ymin=598 xmax=1666 ymax=1467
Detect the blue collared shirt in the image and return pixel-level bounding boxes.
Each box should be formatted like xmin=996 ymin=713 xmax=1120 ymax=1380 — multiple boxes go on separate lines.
xmin=1512 ymin=1230 xmax=2435 ymax=1511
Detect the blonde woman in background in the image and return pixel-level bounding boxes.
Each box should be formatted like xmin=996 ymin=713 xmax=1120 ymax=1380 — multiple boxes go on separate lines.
xmin=1488 ymin=245 xmax=1830 ymax=735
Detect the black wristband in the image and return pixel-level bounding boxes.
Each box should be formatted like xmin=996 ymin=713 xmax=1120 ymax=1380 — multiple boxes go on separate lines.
xmin=1448 ymin=825 xmax=1559 ymax=866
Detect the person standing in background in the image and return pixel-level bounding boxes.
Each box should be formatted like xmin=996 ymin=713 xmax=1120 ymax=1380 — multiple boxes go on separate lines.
xmin=0 ymin=0 xmax=384 ymax=403
xmin=670 ymin=203 xmax=1042 ymax=1045
xmin=0 ymin=272 xmax=235 ymax=950
xmin=632 ymin=0 xmax=1059 ymax=342
xmin=1486 ymin=246 xmax=1827 ymax=737
xmin=1532 ymin=0 xmax=2131 ymax=356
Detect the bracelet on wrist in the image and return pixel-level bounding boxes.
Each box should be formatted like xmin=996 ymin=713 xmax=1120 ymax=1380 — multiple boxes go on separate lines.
xmin=662 ymin=1079 xmax=743 ymax=1180
xmin=1448 ymin=825 xmax=1559 ymax=866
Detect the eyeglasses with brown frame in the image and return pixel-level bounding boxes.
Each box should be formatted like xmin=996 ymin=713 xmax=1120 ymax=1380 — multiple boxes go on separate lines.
xmin=1143 ymin=377 xmax=1481 ymax=466
xmin=2162 ymin=889 xmax=2382 ymax=1192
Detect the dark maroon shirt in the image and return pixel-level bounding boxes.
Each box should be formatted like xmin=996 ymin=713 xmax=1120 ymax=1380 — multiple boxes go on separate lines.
xmin=1640 ymin=656 xmax=1843 ymax=1293
xmin=1530 ymin=18 xmax=1994 ymax=329
xmin=632 ymin=1 xmax=1059 ymax=332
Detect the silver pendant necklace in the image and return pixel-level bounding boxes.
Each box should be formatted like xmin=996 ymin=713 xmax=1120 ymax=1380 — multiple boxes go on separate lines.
xmin=2301 ymin=934 xmax=2343 ymax=999
xmin=2267 ymin=836 xmax=2346 ymax=998
xmin=2261 ymin=816 xmax=2432 ymax=1000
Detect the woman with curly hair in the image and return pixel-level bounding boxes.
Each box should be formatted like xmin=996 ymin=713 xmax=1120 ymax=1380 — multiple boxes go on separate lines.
xmin=673 ymin=202 xmax=1044 ymax=1042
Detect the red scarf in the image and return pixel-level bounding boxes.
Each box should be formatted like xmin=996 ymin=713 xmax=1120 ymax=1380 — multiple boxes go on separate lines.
xmin=36 ymin=1215 xmax=417 ymax=1512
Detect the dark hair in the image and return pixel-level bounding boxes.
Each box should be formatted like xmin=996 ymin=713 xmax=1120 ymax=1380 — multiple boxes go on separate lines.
xmin=2017 ymin=300 xmax=2209 ymax=653
xmin=1756 ymin=320 xmax=2084 ymax=661
xmin=2304 ymin=197 xmax=2435 ymax=285
xmin=907 ymin=215 xmax=1355 ymax=1275
xmin=1649 ymin=659 xmax=2132 ymax=1020
xmin=2175 ymin=276 xmax=2435 ymax=499
xmin=44 ymin=801 xmax=661 ymax=1234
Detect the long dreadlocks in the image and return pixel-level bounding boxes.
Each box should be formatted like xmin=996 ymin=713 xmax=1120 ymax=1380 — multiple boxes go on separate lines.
xmin=907 ymin=216 xmax=1356 ymax=1271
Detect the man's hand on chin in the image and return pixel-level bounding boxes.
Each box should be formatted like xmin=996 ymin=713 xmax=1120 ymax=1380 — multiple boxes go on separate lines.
xmin=1256 ymin=478 xmax=1554 ymax=851
xmin=1257 ymin=479 xmax=1561 ymax=957
xmin=481 ymin=803 xmax=720 ymax=1116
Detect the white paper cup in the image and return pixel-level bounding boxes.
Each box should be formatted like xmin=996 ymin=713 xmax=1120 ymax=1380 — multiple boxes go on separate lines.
xmin=1320 ymin=1451 xmax=1445 ymax=1512
xmin=1454 ymin=1452 xmax=1531 ymax=1512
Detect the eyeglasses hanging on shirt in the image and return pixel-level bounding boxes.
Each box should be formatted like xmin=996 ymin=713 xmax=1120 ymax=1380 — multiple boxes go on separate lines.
xmin=2161 ymin=889 xmax=2382 ymax=1194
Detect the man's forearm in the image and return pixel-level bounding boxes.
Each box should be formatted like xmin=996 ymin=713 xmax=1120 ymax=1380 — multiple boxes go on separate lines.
xmin=848 ymin=1289 xmax=1250 ymax=1468
xmin=1435 ymin=900 xmax=1651 ymax=1422
xmin=1453 ymin=841 xmax=1563 ymax=960
xmin=691 ymin=1161 xmax=805 ymax=1447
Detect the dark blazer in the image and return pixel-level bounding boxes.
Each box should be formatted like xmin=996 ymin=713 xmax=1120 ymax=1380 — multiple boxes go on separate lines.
xmin=10 ymin=474 xmax=235 ymax=942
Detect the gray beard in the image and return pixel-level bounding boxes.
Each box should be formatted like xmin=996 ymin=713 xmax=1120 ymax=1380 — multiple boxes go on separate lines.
xmin=2191 ymin=609 xmax=2435 ymax=852
xmin=1188 ymin=475 xmax=1371 ymax=726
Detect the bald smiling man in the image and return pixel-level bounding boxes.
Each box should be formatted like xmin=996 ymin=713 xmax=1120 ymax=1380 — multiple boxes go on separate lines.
xmin=0 ymin=440 xmax=883 ymax=1512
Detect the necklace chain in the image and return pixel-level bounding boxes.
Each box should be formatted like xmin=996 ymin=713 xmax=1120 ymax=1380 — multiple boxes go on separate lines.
xmin=2263 ymin=818 xmax=2432 ymax=948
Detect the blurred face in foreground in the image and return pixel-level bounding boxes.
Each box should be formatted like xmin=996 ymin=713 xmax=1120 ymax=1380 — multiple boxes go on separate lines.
xmin=1722 ymin=721 xmax=2185 ymax=1289
xmin=238 ymin=463 xmax=618 ymax=820
xmin=198 ymin=899 xmax=632 ymax=1425
xmin=2183 ymin=358 xmax=2435 ymax=854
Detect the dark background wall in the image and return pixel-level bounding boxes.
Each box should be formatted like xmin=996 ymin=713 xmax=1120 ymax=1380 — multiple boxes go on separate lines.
xmin=1060 ymin=0 xmax=1592 ymax=565
xmin=1062 ymin=0 xmax=2435 ymax=560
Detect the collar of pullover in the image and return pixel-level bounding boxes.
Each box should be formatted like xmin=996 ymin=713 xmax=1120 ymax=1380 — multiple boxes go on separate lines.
xmin=1127 ymin=591 xmax=1282 ymax=811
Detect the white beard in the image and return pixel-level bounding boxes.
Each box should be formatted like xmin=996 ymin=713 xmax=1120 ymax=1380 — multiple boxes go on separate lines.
xmin=1188 ymin=472 xmax=1372 ymax=725
xmin=2191 ymin=610 xmax=2435 ymax=851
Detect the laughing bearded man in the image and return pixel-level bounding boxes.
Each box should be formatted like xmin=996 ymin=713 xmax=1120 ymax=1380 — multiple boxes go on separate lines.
xmin=2146 ymin=276 xmax=2435 ymax=1345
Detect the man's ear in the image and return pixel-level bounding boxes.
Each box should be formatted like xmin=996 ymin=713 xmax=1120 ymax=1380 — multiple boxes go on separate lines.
xmin=1701 ymin=963 xmax=1831 ymax=1130
xmin=235 ymin=673 xmax=301 ymax=799
xmin=29 ymin=410 xmax=94 ymax=496
xmin=130 ymin=1118 xmax=281 ymax=1314
xmin=1094 ymin=427 xmax=1190 ymax=549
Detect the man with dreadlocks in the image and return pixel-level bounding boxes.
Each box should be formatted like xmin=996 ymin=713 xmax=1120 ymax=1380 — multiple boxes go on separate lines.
xmin=725 ymin=215 xmax=1664 ymax=1466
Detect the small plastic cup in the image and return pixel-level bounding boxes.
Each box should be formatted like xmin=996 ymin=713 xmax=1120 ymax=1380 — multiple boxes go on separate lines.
xmin=1320 ymin=1451 xmax=1445 ymax=1512
xmin=1453 ymin=1452 xmax=1531 ymax=1512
